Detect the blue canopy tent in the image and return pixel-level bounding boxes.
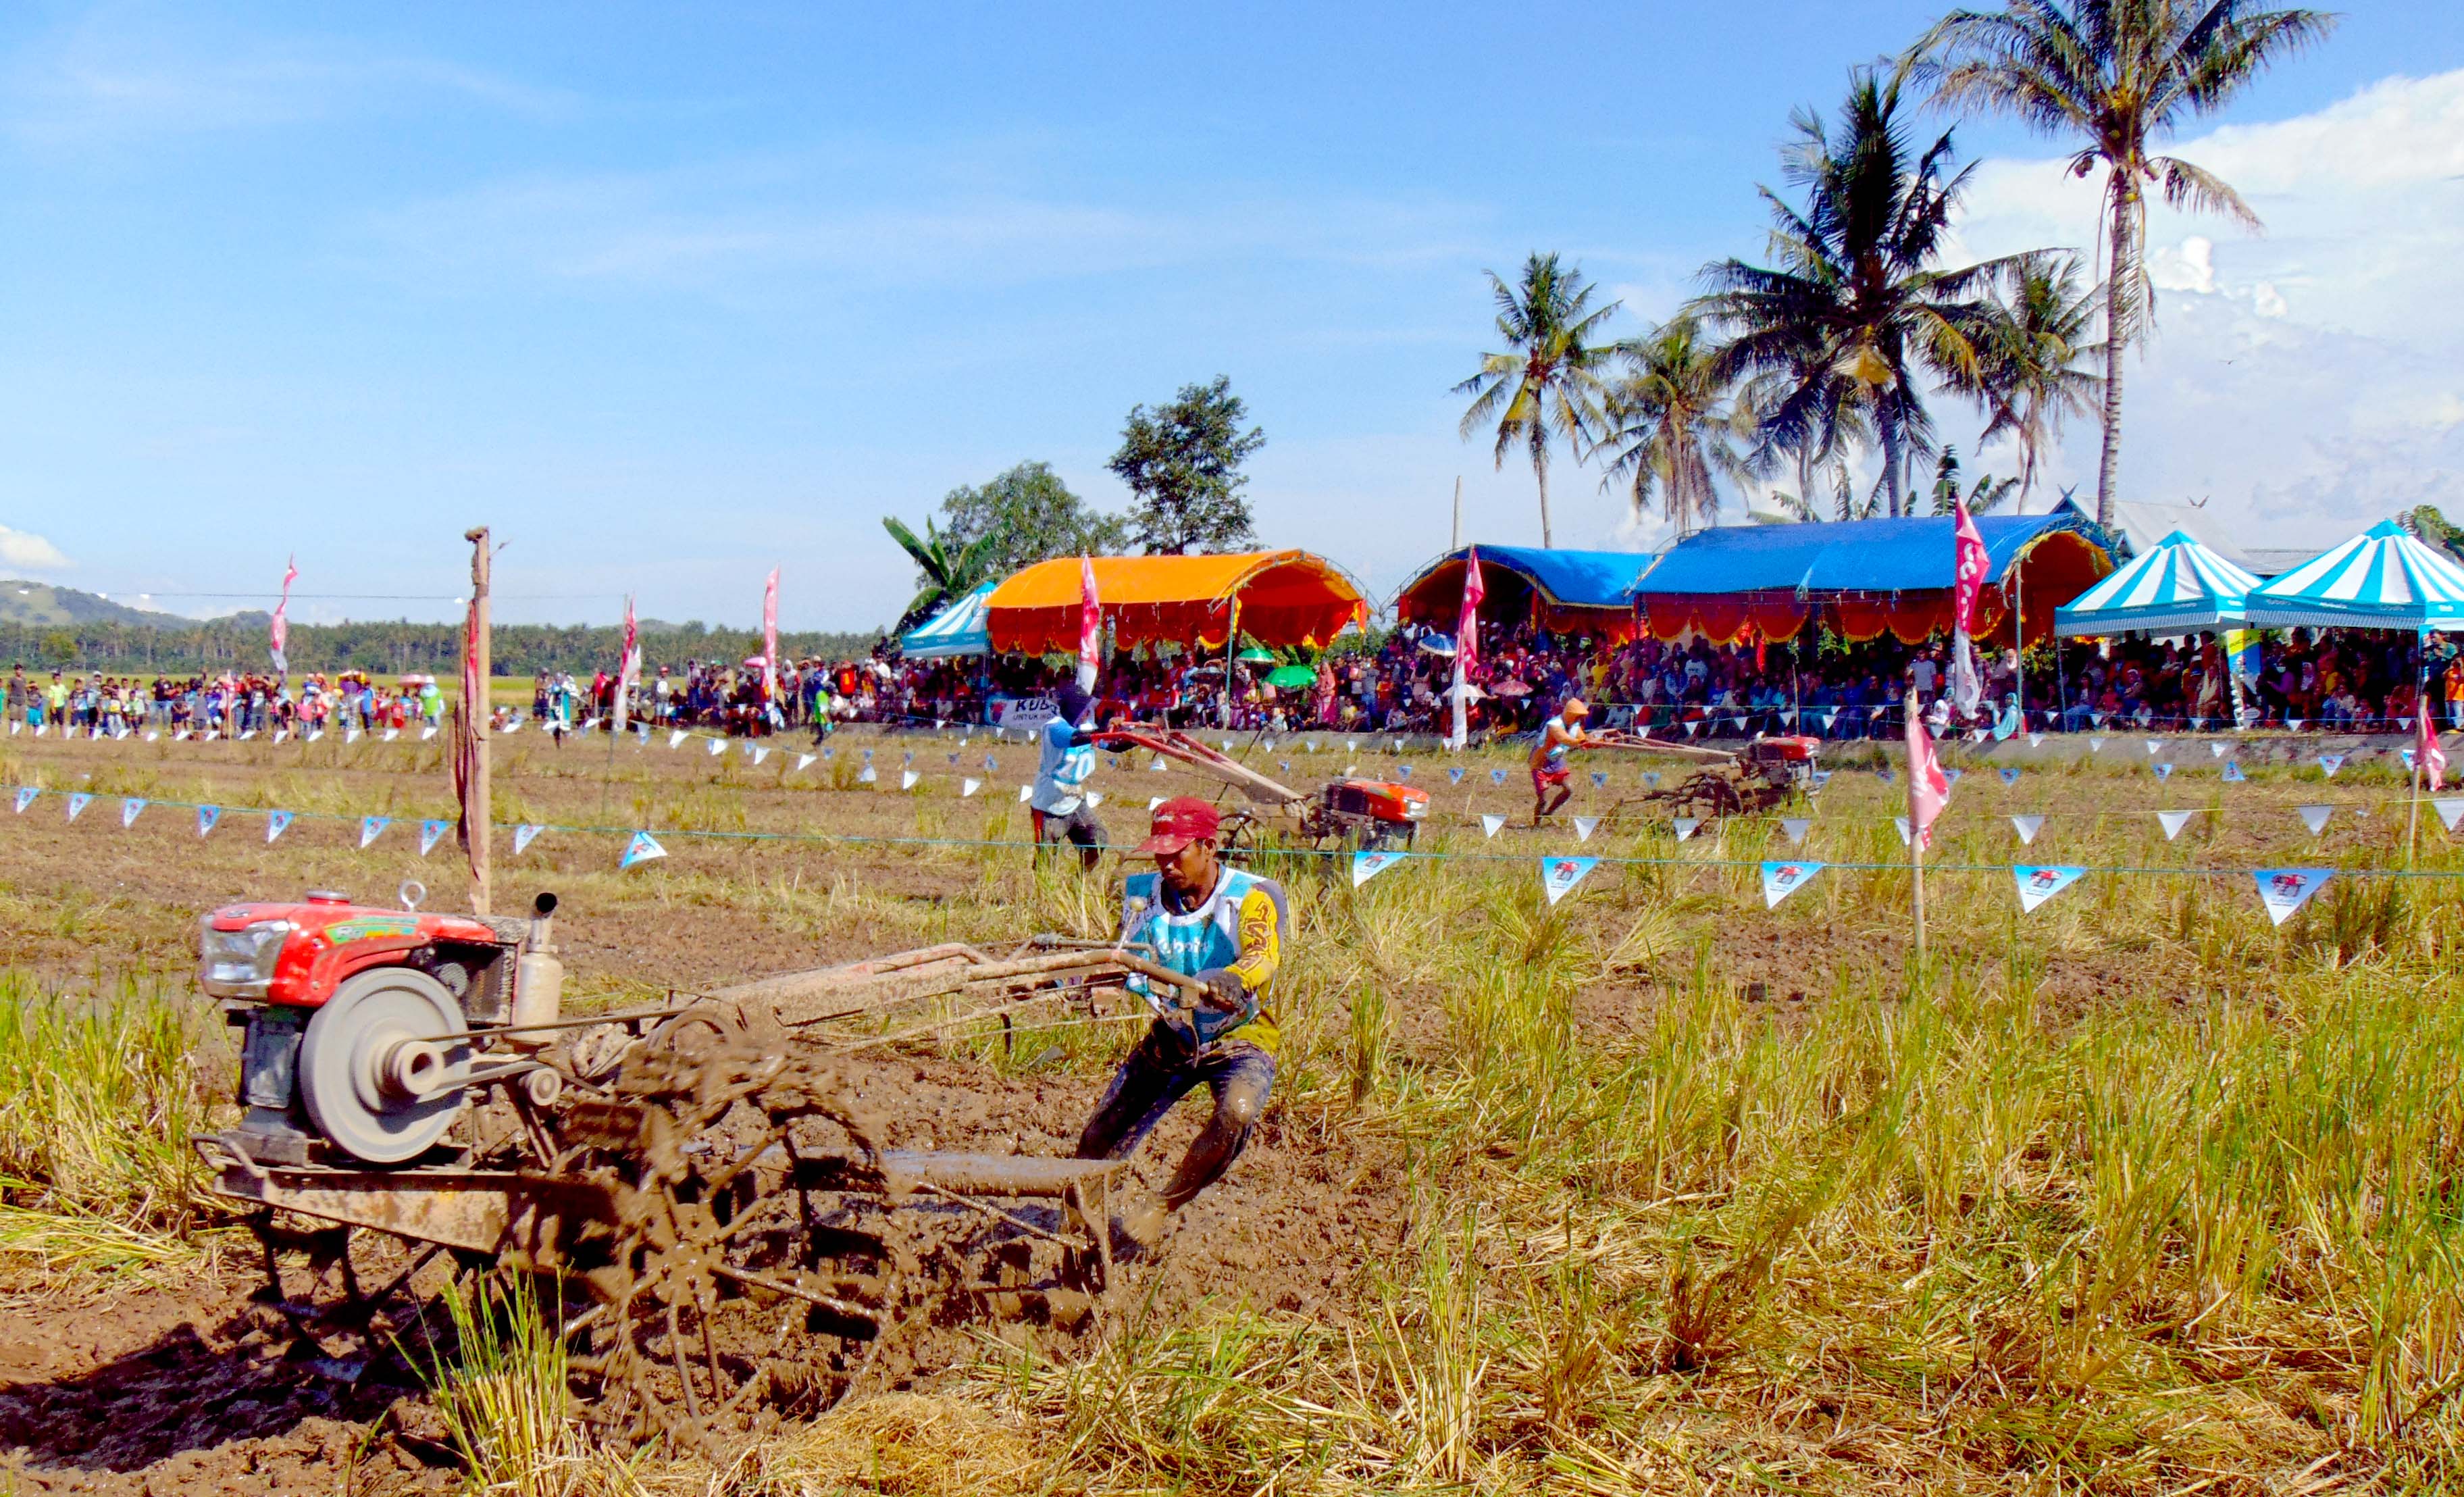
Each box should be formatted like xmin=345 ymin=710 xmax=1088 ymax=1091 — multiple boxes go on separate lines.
xmin=2243 ymin=520 xmax=2464 ymax=633
xmin=898 ymin=580 xmax=996 ymax=659
xmin=1393 ymin=545 xmax=1651 ymax=640
xmin=1628 ymin=513 xmax=2111 ymax=644
xmin=2053 ymin=529 xmax=2261 ymax=638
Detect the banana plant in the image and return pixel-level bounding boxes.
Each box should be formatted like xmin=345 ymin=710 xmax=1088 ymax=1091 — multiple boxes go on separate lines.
xmin=882 ymin=516 xmax=999 ymax=635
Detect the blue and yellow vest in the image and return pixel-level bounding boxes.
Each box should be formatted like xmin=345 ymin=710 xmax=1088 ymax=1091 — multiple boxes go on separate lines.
xmin=1121 ymin=866 xmax=1289 ymax=1053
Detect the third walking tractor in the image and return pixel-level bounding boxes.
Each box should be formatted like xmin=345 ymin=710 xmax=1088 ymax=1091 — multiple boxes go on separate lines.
xmin=1095 ymin=726 xmax=1429 ymax=853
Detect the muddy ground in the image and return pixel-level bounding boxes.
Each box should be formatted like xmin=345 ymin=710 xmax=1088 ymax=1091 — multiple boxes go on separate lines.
xmin=0 ymin=724 xmax=2437 ymax=1492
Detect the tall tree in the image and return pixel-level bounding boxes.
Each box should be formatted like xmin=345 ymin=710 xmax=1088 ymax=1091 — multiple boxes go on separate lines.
xmin=1108 ymin=377 xmax=1266 ymax=555
xmin=1926 ymin=447 xmax=2022 ymax=514
xmin=880 ymin=516 xmax=996 ymax=634
xmin=1693 ymin=68 xmax=2011 ymax=518
xmin=1970 ymin=254 xmax=2104 ymax=511
xmin=1455 ymin=253 xmax=1619 ymax=548
xmin=938 ymin=461 xmax=1128 ymax=576
xmin=1914 ymin=0 xmax=2335 ymax=525
xmin=1599 ymin=318 xmax=1753 ymax=537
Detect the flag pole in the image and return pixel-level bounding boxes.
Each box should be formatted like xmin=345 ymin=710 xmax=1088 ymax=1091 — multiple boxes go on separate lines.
xmin=2408 ymin=638 xmax=2428 ymax=869
xmin=1907 ymin=724 xmax=1926 ymax=963
xmin=461 ymin=527 xmax=492 ymax=917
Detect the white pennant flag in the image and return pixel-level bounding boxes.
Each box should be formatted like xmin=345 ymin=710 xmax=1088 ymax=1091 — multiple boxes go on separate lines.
xmin=1762 ymin=859 xmax=1822 ymax=908
xmin=620 ymin=830 xmax=667 ymax=869
xmin=1780 ymin=817 xmax=1812 ymax=846
xmin=753 ymin=746 xmax=771 ymax=766
xmin=1893 ymin=815 xmax=1911 ymax=846
xmin=2010 ymin=813 xmax=2045 ymax=845
xmin=302 ymin=729 xmax=317 ymax=742
xmin=2088 ymin=736 xmax=2105 ymax=753
xmin=1085 ymin=792 xmax=1104 ymax=809
xmin=2288 ymin=717 xmax=2305 ymax=731
xmin=1345 ymin=739 xmax=1357 ymax=753
xmin=272 ymin=728 xmax=287 ymax=746
xmin=2027 ymin=732 xmax=2045 ymax=748
xmin=2209 ymin=742 xmax=2228 ymax=759
xmin=1147 ymin=796 xmax=1165 ymax=811
xmin=669 ymin=730 xmax=688 ymax=749
xmin=360 ymin=815 xmax=389 ymax=849
xmin=796 ymin=753 xmax=817 ymax=772
xmin=1540 ymin=855 xmax=1599 ymax=906
xmin=265 ymin=809 xmax=293 ymax=843
xmin=121 ymin=797 xmax=147 ymax=828
xmin=33 ymin=723 xmax=47 ymax=737
xmin=1481 ymin=813 xmax=1506 ymax=838
xmin=2013 ymin=864 xmax=2087 ymax=913
xmin=961 ymin=778 xmax=981 ymax=797
xmin=238 ymin=728 xmax=256 ymax=741
xmin=1019 ymin=784 xmax=1033 ymax=803
xmin=2157 ymin=809 xmax=2196 ymax=840
xmin=1351 ymin=849 xmax=1406 ymax=888
xmin=514 ymin=823 xmax=544 ymax=854
xmin=2145 ymin=739 xmax=2165 ymax=756
xmin=900 ymin=769 xmax=919 ymax=790
xmin=420 ymin=819 xmax=450 ymax=855
xmin=1672 ymin=817 xmax=1700 ymax=842
xmin=2432 ymin=796 xmax=2464 ymax=832
xmin=707 ymin=738 xmax=726 ymax=757
xmin=2298 ymin=804 xmax=2333 ymax=836
xmin=66 ymin=792 xmax=92 ymax=821
xmin=2318 ymin=754 xmax=2345 ymax=778
xmin=858 ymin=765 xmax=877 ymax=784
xmin=2255 ymin=868 xmax=2332 ymax=926
xmin=420 ymin=726 xmax=438 ymax=742
xmin=345 ymin=727 xmax=362 ymax=744
xmin=1150 ymin=756 xmax=1169 ymax=773
xmin=1683 ymin=719 xmax=1699 ymax=737
xmin=1572 ymin=815 xmax=1599 ymax=843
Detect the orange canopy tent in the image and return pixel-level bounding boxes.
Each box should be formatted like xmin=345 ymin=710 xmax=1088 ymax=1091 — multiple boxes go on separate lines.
xmin=985 ymin=551 xmax=1367 ymax=656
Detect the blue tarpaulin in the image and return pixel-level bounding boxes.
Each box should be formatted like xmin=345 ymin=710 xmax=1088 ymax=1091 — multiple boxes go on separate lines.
xmin=898 ymin=580 xmax=996 ymax=659
xmin=1394 ymin=545 xmax=1651 ymax=618
xmin=1632 ymin=513 xmax=2105 ymax=597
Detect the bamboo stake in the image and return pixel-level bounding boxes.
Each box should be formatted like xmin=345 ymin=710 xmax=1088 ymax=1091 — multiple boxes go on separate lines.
xmin=464 ymin=527 xmax=493 ymax=916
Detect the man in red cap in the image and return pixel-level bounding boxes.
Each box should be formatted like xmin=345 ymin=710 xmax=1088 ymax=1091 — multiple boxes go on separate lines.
xmin=1077 ymin=794 xmax=1289 ymax=1250
xmin=1528 ymin=696 xmax=1590 ymax=824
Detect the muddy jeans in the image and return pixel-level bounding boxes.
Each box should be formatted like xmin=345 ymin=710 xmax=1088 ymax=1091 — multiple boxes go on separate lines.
xmin=1077 ymin=1025 xmax=1275 ymax=1212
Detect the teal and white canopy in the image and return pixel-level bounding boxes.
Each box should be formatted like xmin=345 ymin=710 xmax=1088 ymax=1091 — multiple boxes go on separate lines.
xmin=2243 ymin=519 xmax=2464 ymax=633
xmin=898 ymin=580 xmax=996 ymax=659
xmin=2052 ymin=528 xmax=2260 ymax=637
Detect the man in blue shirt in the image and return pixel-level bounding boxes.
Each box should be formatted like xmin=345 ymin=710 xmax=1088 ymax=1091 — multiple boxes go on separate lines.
xmin=1031 ymin=684 xmax=1106 ymax=870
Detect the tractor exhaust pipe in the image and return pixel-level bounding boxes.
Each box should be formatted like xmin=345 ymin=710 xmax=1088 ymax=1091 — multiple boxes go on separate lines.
xmin=508 ymin=891 xmax=563 ymax=1048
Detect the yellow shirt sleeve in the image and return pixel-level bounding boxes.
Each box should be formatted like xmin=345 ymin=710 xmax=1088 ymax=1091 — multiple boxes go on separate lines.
xmin=1226 ymin=885 xmax=1281 ymax=993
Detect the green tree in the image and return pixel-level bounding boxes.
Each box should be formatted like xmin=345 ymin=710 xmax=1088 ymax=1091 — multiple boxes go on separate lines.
xmin=1455 ymin=253 xmax=1619 ymax=548
xmin=938 ymin=461 xmax=1129 ymax=576
xmin=1599 ymin=318 xmax=1753 ymax=538
xmin=1971 ymin=254 xmax=2104 ymax=511
xmin=1694 ymin=67 xmax=2013 ymax=519
xmin=1108 ymin=377 xmax=1267 ymax=555
xmin=1914 ymin=0 xmax=2335 ymax=526
xmin=880 ymin=516 xmax=997 ymax=634
xmin=1926 ymin=447 xmax=2022 ymax=514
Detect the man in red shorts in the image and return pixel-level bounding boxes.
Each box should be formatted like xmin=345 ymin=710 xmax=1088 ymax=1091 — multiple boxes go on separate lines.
xmin=1528 ymin=696 xmax=1589 ymax=825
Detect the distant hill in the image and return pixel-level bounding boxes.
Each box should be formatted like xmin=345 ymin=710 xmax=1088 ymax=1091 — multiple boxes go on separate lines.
xmin=0 ymin=579 xmax=211 ymax=629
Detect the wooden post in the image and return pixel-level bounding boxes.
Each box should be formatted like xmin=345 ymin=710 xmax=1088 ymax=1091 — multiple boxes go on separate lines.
xmin=1908 ymin=758 xmax=1926 ymax=963
xmin=1450 ymin=476 xmax=1462 ymax=552
xmin=465 ymin=528 xmax=492 ymax=916
xmin=2407 ymin=645 xmax=2428 ymax=870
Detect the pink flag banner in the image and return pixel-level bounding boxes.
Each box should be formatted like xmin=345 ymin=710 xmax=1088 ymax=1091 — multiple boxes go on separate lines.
xmin=1905 ymin=709 xmax=1950 ymax=850
xmin=1076 ymin=555 xmax=1102 ymax=694
xmin=762 ymin=569 xmax=780 ymax=703
xmin=270 ymin=556 xmax=298 ymax=674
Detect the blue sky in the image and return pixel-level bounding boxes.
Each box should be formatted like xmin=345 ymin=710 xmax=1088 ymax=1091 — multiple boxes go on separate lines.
xmin=3 ymin=2 xmax=2459 ymax=630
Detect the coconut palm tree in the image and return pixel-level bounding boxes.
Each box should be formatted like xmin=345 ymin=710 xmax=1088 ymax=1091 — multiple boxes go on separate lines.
xmin=1912 ymin=0 xmax=2336 ymax=526
xmin=1926 ymin=447 xmax=2023 ymax=514
xmin=1598 ymin=318 xmax=1754 ymax=537
xmin=1455 ymin=253 xmax=1620 ymax=548
xmin=881 ymin=515 xmax=996 ymax=635
xmin=1972 ymin=254 xmax=2104 ymax=511
xmin=1693 ymin=66 xmax=2012 ymax=518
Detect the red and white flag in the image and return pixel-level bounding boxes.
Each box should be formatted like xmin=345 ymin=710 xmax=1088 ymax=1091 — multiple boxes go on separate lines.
xmin=1076 ymin=554 xmax=1101 ymax=694
xmin=1948 ymin=501 xmax=1988 ymax=716
xmin=761 ymin=568 xmax=779 ymax=702
xmin=269 ymin=556 xmax=298 ymax=674
xmin=2419 ymin=705 xmax=2447 ymax=792
xmin=613 ymin=594 xmax=641 ymax=734
xmin=1457 ymin=548 xmax=1485 ymax=672
xmin=1905 ymin=706 xmax=1951 ymax=850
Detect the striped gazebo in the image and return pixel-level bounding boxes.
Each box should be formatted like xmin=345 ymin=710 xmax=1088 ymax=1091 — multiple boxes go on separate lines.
xmin=2053 ymin=529 xmax=2261 ymax=637
xmin=2244 ymin=520 xmax=2464 ymax=633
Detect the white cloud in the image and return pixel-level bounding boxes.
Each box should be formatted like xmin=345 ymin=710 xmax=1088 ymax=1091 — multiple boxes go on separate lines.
xmin=1945 ymin=68 xmax=2464 ymax=547
xmin=0 ymin=526 xmax=71 ymax=570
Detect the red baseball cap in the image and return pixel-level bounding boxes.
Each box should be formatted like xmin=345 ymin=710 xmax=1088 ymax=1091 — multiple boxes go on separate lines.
xmin=1133 ymin=796 xmax=1221 ymax=857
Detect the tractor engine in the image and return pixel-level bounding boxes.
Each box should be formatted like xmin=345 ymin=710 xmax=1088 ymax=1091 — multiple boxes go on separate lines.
xmin=201 ymin=887 xmax=565 ymax=1167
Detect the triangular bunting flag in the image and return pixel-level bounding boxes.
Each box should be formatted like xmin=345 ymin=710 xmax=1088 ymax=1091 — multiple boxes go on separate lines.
xmin=1944 ymin=767 xmax=1964 ymax=787
xmin=668 ymin=730 xmax=687 ymax=749
xmin=1448 ymin=767 xmax=1464 ymax=784
xmin=1351 ymin=849 xmax=1406 ymax=888
xmin=345 ymin=727 xmax=361 ymax=744
xmin=1672 ymin=817 xmax=1700 ymax=842
xmin=1762 ymin=860 xmax=1822 ymax=908
xmin=2318 ymin=754 xmax=2344 ymax=778
xmin=2432 ymin=797 xmax=2464 ymax=832
xmin=121 ymin=797 xmax=147 ymax=828
xmin=1490 ymin=769 xmax=1508 ymax=786
xmin=796 ymin=753 xmax=817 ymax=772
xmin=2157 ymin=809 xmax=2196 ymax=840
xmin=1147 ymin=796 xmax=1165 ymax=811
xmin=1150 ymin=757 xmax=1168 ymax=773
xmin=420 ymin=819 xmax=449 ymax=855
xmin=2255 ymin=868 xmax=2332 ymax=926
xmin=1893 ymin=816 xmax=1911 ymax=846
xmin=66 ymin=792 xmax=92 ymax=822
xmin=858 ymin=765 xmax=877 ymax=784
xmin=961 ymin=778 xmax=981 ymax=797
xmin=1481 ymin=814 xmax=1506 ymax=838
xmin=1572 ymin=815 xmax=1599 ymax=843
xmin=360 ymin=815 xmax=390 ymax=849
xmin=1999 ymin=767 xmax=2020 ymax=786
xmin=1876 ymin=767 xmax=1895 ymax=784
xmin=2298 ymin=804 xmax=2332 ymax=836
xmin=1780 ymin=817 xmax=1812 ymax=846
xmin=1683 ymin=719 xmax=1699 ymax=737
xmin=2223 ymin=761 xmax=2247 ymax=783
xmin=1018 ymin=784 xmax=1033 ymax=803
xmin=272 ymin=728 xmax=287 ymax=746
xmin=620 ymin=830 xmax=667 ymax=869
xmin=2013 ymin=864 xmax=2086 ymax=913
xmin=2209 ymin=742 xmax=2228 ymax=759
xmin=381 ymin=728 xmax=399 ymax=742
xmin=2027 ymin=732 xmax=2045 ymax=748
xmin=420 ymin=726 xmax=438 ymax=742
xmin=197 ymin=804 xmax=220 ymax=836
xmin=707 ymin=738 xmax=726 ymax=757
xmin=984 ymin=753 xmax=998 ymax=771
xmin=1643 ymin=771 xmax=1663 ymax=788
xmin=1084 ymin=792 xmax=1104 ymax=809
xmin=11 ymin=786 xmax=36 ymax=813
xmin=2288 ymin=718 xmax=2305 ymax=732
xmin=900 ymin=770 xmax=919 ymax=790
xmin=265 ymin=809 xmax=293 ymax=843
xmin=2088 ymin=736 xmax=2105 ymax=753
xmin=514 ymin=823 xmax=544 ymax=854
xmin=1541 ymin=856 xmax=1599 ymax=906
xmin=1589 ymin=771 xmax=1606 ymax=788
xmin=1397 ymin=765 xmax=1414 ymax=780
xmin=2010 ymin=814 xmax=2045 ymax=845
xmin=2153 ymin=763 xmax=2174 ymax=782
xmin=1805 ymin=770 xmax=1826 ymax=792
xmin=753 ymin=746 xmax=771 ymax=766
xmin=2145 ymin=740 xmax=2165 ymax=756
